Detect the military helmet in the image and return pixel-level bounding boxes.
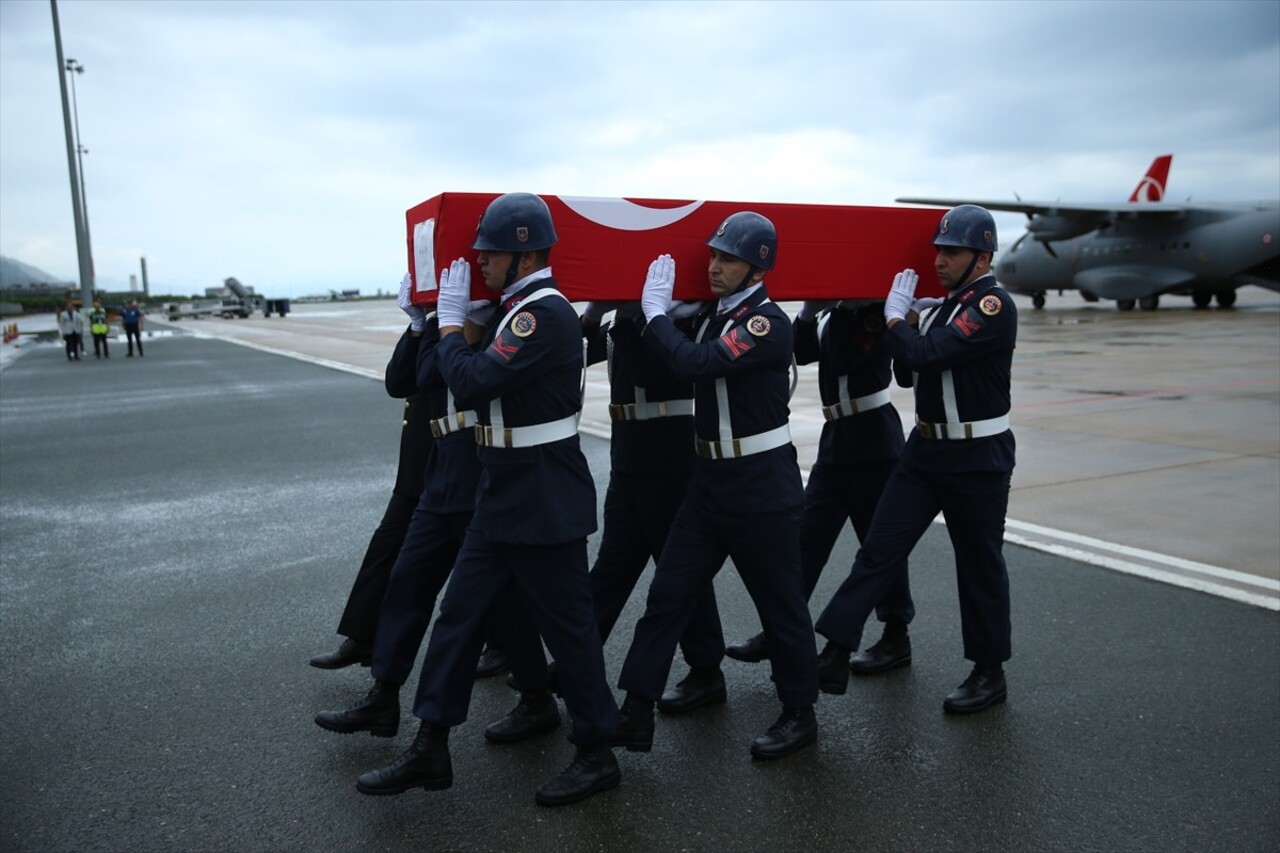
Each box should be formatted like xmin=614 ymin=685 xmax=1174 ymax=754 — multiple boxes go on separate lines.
xmin=472 ymin=192 xmax=558 ymax=252
xmin=707 ymin=211 xmax=777 ymax=270
xmin=933 ymin=204 xmax=997 ymax=253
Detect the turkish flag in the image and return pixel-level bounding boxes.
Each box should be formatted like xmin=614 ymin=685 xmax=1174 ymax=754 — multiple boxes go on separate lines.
xmin=406 ymin=193 xmax=944 ymax=304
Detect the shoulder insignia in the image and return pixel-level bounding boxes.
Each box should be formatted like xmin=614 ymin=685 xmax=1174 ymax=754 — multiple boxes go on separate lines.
xmin=979 ymin=295 xmax=1002 ymax=317
xmin=510 ymin=311 xmax=537 ymax=338
xmin=747 ymin=315 xmax=771 ymax=337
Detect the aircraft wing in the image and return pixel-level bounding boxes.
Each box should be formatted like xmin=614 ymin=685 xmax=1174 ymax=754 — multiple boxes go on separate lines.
xmin=895 ymin=197 xmax=1190 ymax=220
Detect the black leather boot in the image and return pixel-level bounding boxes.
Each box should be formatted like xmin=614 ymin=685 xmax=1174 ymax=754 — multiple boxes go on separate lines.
xmin=943 ymin=664 xmax=1007 ymax=714
xmin=356 ymin=722 xmax=452 ymax=795
xmin=611 ymin=694 xmax=654 ymax=753
xmin=484 ymin=690 xmax=561 ymax=743
xmin=657 ymin=667 xmax=727 ymax=714
xmin=474 ymin=644 xmax=510 ymax=679
xmin=817 ymin=641 xmax=851 ymax=695
xmin=534 ymin=743 xmax=621 ymax=807
xmin=725 ymin=631 xmax=770 ymax=663
xmin=309 ymin=637 xmax=372 ymax=670
xmin=314 ymin=680 xmax=400 ymax=737
xmin=750 ymin=705 xmax=818 ymax=760
xmin=849 ymin=625 xmax=912 ymax=675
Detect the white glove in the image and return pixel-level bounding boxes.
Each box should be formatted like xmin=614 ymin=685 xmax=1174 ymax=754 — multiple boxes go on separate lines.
xmin=884 ymin=269 xmax=918 ymax=323
xmin=398 ymin=273 xmax=426 ymax=332
xmin=436 ymin=258 xmax=471 ymax=328
xmin=641 ymin=254 xmax=675 ymax=322
xmin=582 ymin=302 xmax=608 ymax=323
xmin=667 ymin=300 xmax=704 ymax=321
xmin=797 ymin=300 xmax=836 ymax=321
xmin=911 ymin=296 xmax=944 ymax=314
xmin=467 ymin=299 xmax=496 ymax=327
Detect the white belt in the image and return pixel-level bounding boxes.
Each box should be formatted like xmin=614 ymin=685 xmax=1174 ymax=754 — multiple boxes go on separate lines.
xmin=695 ymin=424 xmax=792 ymax=459
xmin=430 ymin=410 xmax=477 ymax=438
xmin=916 ymin=414 xmax=1010 ymax=440
xmin=608 ymin=399 xmax=694 ymax=422
xmin=822 ymin=388 xmax=891 ymax=422
xmin=476 ymin=414 xmax=579 ymax=448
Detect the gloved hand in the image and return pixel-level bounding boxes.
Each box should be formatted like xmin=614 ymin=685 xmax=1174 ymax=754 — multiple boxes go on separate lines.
xmin=641 ymin=254 xmax=675 ymax=322
xmin=911 ymin=296 xmax=944 ymax=314
xmin=667 ymin=300 xmax=705 ymax=321
xmin=436 ymin=258 xmax=471 ymax=328
xmin=398 ymin=273 xmax=426 ymax=332
xmin=582 ymin=302 xmax=609 ymax=323
xmin=884 ymin=269 xmax=918 ymax=323
xmin=797 ymin=300 xmax=836 ymax=321
xmin=467 ymin=298 xmax=496 ymax=327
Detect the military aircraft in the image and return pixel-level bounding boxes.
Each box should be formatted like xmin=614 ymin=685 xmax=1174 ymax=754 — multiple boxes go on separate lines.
xmin=898 ymin=155 xmax=1280 ymax=310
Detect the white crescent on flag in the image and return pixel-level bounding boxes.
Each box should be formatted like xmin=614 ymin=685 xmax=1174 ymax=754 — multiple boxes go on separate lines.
xmin=558 ymin=197 xmax=706 ymax=231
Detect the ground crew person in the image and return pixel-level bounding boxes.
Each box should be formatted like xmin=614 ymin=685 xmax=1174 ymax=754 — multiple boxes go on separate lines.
xmin=120 ymin=300 xmax=144 ymax=357
xmin=579 ymin=299 xmax=727 ymax=713
xmin=354 ymin=192 xmax=620 ymax=808
xmin=613 ymin=212 xmax=819 ymax=760
xmin=815 ymin=204 xmax=1017 ymax=714
xmin=89 ymin=299 xmax=110 ymax=359
xmin=309 ymin=276 xmax=434 ymax=671
xmin=725 ymin=297 xmax=915 ymax=680
xmin=57 ymin=301 xmax=82 ymax=362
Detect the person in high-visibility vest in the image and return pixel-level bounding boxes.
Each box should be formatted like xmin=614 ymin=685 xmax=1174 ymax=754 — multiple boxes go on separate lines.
xmin=89 ymin=299 xmax=110 ymax=359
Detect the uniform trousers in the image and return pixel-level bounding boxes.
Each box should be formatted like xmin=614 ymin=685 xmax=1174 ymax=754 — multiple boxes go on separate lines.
xmin=619 ymin=501 xmax=818 ymax=710
xmin=335 ymin=490 xmax=417 ymax=647
xmin=803 ymin=459 xmax=913 ymax=624
xmin=124 ymin=326 xmax=143 ymax=356
xmin=590 ymin=470 xmax=723 ymax=668
xmin=815 ymin=462 xmax=1012 ymax=664
xmin=370 ymin=507 xmax=470 ymax=685
xmin=413 ymin=526 xmax=617 ymax=745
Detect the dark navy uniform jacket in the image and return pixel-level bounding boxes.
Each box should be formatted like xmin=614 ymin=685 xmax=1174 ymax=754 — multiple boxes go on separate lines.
xmin=415 ymin=316 xmax=482 ymax=514
xmin=384 ymin=325 xmax=434 ymax=499
xmin=434 ymin=275 xmax=596 ymax=545
xmin=643 ymin=286 xmax=803 ymax=514
xmin=584 ymin=312 xmax=695 ymax=477
xmin=886 ymin=274 xmax=1017 ymax=474
xmin=795 ymin=302 xmax=904 ymax=466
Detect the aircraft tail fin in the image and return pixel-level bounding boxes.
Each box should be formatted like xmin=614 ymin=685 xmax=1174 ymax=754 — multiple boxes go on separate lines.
xmin=1129 ymin=154 xmax=1173 ymax=202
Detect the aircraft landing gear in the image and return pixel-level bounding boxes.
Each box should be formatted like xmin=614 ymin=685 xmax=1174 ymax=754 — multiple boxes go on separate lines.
xmin=1117 ymin=299 xmax=1136 ymax=311
xmin=1081 ymin=290 xmax=1099 ymax=303
xmin=1139 ymin=295 xmax=1160 ymax=311
xmin=1192 ymin=292 xmax=1213 ymax=309
xmin=1032 ymin=292 xmax=1046 ymax=309
xmin=1215 ymin=290 xmax=1237 ymax=308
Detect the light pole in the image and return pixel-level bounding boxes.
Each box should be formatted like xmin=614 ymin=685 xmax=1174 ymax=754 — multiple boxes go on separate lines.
xmin=65 ymin=57 xmax=94 ymax=297
xmin=50 ymin=0 xmax=92 ymax=310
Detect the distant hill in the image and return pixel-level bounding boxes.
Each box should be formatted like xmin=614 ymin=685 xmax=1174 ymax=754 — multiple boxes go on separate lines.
xmin=0 ymin=256 xmax=69 ymax=289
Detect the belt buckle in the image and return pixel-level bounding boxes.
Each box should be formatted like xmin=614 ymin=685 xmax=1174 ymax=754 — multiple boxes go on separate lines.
xmin=430 ymin=421 xmax=444 ymax=439
xmin=919 ymin=421 xmax=935 ymax=440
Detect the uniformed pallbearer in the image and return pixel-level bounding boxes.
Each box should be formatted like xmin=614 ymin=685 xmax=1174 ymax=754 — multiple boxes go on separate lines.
xmin=725 ymin=297 xmax=916 ymax=682
xmin=355 ymin=193 xmax=620 ymax=807
xmin=614 ymin=212 xmax=820 ymax=760
xmin=815 ymin=204 xmax=1017 ymax=714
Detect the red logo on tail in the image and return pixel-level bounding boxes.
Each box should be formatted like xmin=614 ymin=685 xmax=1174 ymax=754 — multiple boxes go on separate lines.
xmin=1129 ymin=154 xmax=1172 ymax=202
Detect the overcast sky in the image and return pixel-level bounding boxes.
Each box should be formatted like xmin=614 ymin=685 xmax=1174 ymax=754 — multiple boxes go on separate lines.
xmin=1 ymin=0 xmax=1277 ymax=298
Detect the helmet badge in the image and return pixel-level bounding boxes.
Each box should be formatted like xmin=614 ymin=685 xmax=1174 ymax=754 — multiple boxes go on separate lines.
xmin=516 ymin=227 xmax=529 ymax=243
xmin=758 ymin=245 xmax=770 ymax=262
xmin=716 ymin=220 xmax=728 ymax=236
xmin=939 ymin=217 xmax=950 ymax=234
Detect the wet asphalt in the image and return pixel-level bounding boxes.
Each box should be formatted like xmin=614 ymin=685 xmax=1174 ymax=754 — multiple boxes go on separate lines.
xmin=0 ymin=335 xmax=1277 ymax=853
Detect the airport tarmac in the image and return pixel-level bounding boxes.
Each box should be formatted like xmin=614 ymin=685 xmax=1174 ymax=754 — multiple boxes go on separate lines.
xmin=1 ymin=318 xmax=1277 ymax=853
xmin=142 ymin=286 xmax=1280 ymax=609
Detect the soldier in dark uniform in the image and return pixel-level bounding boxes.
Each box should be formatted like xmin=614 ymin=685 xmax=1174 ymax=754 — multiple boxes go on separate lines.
xmin=725 ymin=297 xmax=915 ymax=681
xmin=355 ymin=193 xmax=620 ymax=808
xmin=579 ymin=300 xmax=727 ymax=713
xmin=312 ymin=301 xmax=555 ymax=744
xmin=815 ymin=204 xmax=1017 ymax=714
xmin=308 ymin=275 xmax=434 ymax=671
xmin=613 ymin=212 xmax=819 ymax=760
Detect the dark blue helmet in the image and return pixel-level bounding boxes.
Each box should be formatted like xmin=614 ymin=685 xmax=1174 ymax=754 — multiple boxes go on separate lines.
xmin=472 ymin=192 xmax=558 ymax=252
xmin=707 ymin=211 xmax=777 ymax=270
xmin=933 ymin=204 xmax=997 ymax=253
